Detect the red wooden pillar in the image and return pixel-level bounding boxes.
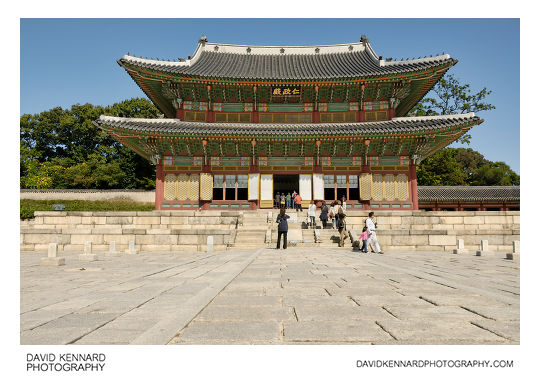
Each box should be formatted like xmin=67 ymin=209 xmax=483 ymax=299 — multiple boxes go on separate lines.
xmin=358 ymin=110 xmax=365 ymax=122
xmin=176 ymin=108 xmax=184 ymax=120
xmin=312 ymin=110 xmax=320 ymax=123
xmin=206 ymin=110 xmax=214 ymax=122
xmin=409 ymin=164 xmax=419 ymax=210
xmin=252 ymin=110 xmax=259 ymax=123
xmin=155 ymin=164 xmax=164 ymax=210
xmin=388 ymin=108 xmax=395 ymax=120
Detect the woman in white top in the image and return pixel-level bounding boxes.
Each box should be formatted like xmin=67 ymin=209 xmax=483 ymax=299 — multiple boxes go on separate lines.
xmin=341 ymin=196 xmax=347 ymax=214
xmin=308 ymin=200 xmax=317 ymax=229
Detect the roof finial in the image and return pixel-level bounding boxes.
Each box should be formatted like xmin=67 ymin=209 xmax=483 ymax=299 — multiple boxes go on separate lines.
xmin=360 ymin=35 xmax=369 ymax=44
xmin=199 ymin=35 xmax=208 ymax=44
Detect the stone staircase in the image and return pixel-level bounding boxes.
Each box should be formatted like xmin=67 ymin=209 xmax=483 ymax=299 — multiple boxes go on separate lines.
xmin=228 ymin=210 xmax=268 ymax=249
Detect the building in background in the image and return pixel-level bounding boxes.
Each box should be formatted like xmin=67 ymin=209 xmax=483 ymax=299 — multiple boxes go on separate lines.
xmin=95 ymin=36 xmax=483 ymax=210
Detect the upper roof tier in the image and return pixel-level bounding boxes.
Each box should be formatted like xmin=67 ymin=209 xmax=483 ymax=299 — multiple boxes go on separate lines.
xmin=118 ymin=37 xmax=456 ymax=80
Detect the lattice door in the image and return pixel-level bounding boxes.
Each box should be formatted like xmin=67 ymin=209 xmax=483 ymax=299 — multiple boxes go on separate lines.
xmin=371 ymin=174 xmax=384 ymax=201
xmin=384 ymin=174 xmax=396 ymax=200
xmin=396 ymin=174 xmax=409 ymax=200
xmin=189 ymin=174 xmax=200 ymax=200
xmin=199 ymin=173 xmax=213 ymax=200
xmin=359 ymin=173 xmax=372 ymax=200
xmin=164 ymin=174 xmax=177 ymax=201
xmin=177 ymin=174 xmax=189 ymax=200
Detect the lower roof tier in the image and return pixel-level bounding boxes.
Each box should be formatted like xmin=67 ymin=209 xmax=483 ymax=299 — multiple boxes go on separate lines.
xmin=94 ymin=113 xmax=482 ymax=164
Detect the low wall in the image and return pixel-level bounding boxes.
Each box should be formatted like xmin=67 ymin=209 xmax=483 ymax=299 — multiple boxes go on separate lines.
xmin=20 ymin=189 xmax=155 ymax=203
xmin=342 ymin=210 xmax=519 ymax=252
xmin=20 ymin=211 xmax=242 ymax=253
xmin=20 ymin=210 xmax=519 ymax=253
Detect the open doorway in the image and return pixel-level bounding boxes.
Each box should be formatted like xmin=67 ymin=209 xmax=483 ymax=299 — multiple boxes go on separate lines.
xmin=273 ymin=174 xmax=299 ymax=208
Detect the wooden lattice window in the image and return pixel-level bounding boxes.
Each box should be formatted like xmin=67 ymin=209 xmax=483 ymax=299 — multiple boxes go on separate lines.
xmin=365 ymin=111 xmax=388 ymax=122
xmin=348 ymin=175 xmax=358 ymax=188
xmin=396 ymin=174 xmax=409 ymax=200
xmin=185 ymin=111 xmax=206 ymax=122
xmin=259 ymin=113 xmax=311 ymax=123
xmin=371 ymin=174 xmax=384 ymax=201
xmin=384 ymin=174 xmax=396 ymax=200
xmin=213 ymin=175 xmax=224 ymax=188
xmin=320 ymin=112 xmax=356 ymax=123
xmin=237 ymin=175 xmax=248 ymax=188
xmin=214 ymin=112 xmax=251 ymax=123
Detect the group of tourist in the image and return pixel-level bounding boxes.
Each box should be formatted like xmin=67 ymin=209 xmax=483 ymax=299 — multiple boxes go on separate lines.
xmin=275 ymin=201 xmax=382 ymax=253
xmin=274 ymin=191 xmax=303 ymax=211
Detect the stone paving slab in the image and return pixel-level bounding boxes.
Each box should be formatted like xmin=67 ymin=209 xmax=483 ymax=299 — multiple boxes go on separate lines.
xmin=172 ymin=321 xmax=281 ymax=344
xmin=20 ymin=247 xmax=519 ymax=345
xmin=283 ymin=321 xmax=393 ymax=343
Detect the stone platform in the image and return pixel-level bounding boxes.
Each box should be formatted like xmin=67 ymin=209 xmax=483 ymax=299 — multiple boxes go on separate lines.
xmin=20 ymin=247 xmax=519 ymax=345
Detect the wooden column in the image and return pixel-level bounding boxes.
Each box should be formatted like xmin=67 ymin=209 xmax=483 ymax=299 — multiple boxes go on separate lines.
xmin=155 ymin=164 xmax=164 ymax=210
xmin=206 ymin=110 xmax=215 ymax=122
xmin=312 ymin=110 xmax=320 ymax=123
xmin=176 ymin=108 xmax=184 ymax=121
xmin=409 ymin=164 xmax=419 ymax=210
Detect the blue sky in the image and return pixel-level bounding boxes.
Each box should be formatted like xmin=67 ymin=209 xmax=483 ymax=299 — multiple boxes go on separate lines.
xmin=20 ymin=18 xmax=520 ymax=173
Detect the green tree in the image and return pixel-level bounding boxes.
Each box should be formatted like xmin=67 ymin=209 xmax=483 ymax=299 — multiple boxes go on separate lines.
xmin=417 ymin=148 xmax=468 ymax=186
xmin=470 ymin=162 xmax=520 ymax=186
xmin=417 ymin=147 xmax=519 ymax=186
xmin=408 ymin=74 xmax=495 ymax=144
xmin=20 ymin=98 xmax=161 ymax=189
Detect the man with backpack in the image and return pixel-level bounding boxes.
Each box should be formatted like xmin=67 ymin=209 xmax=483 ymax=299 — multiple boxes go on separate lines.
xmin=336 ymin=208 xmax=347 ymax=247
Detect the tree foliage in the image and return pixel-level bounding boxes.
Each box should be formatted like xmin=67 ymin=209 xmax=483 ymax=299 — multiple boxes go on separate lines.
xmin=408 ymin=74 xmax=495 ymax=144
xmin=417 ymin=148 xmax=519 ymax=186
xmin=20 ymin=98 xmax=161 ymax=189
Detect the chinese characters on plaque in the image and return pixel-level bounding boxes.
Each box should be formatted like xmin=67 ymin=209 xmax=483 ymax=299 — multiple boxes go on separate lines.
xmin=271 ymin=85 xmax=301 ymax=97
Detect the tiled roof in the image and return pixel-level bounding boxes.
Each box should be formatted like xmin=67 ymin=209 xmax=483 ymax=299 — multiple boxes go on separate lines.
xmin=96 ymin=113 xmax=481 ymax=136
xmin=418 ymin=186 xmax=520 ymax=201
xmin=119 ymin=40 xmax=455 ymax=80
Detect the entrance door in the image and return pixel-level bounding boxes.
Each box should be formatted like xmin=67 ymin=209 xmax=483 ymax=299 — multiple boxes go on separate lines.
xmin=260 ymin=174 xmax=273 ymax=208
xmin=273 ymin=174 xmax=299 ymax=198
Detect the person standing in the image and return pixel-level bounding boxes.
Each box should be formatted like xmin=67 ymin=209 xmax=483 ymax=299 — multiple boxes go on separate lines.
xmin=280 ymin=193 xmax=285 ymax=209
xmin=366 ymin=212 xmax=383 ymax=254
xmin=320 ymin=201 xmax=329 ymax=229
xmin=275 ymin=192 xmax=280 ymax=209
xmin=341 ymin=196 xmax=347 ymax=214
xmin=336 ymin=208 xmax=347 ymax=247
xmin=286 ymin=192 xmax=291 ymax=209
xmin=295 ymin=193 xmax=303 ymax=211
xmin=329 ymin=201 xmax=336 ymax=229
xmin=292 ymin=191 xmax=297 ymax=209
xmin=360 ymin=226 xmax=370 ymax=253
xmin=308 ymin=200 xmax=317 ymax=229
xmin=276 ymin=208 xmax=290 ymax=250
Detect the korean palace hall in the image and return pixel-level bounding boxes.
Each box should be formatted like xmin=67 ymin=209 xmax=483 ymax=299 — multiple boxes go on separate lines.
xmin=95 ymin=36 xmax=484 ymax=211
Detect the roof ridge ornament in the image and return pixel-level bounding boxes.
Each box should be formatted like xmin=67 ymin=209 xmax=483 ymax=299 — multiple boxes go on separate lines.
xmin=280 ymin=48 xmax=285 ymax=54
xmin=199 ymin=35 xmax=208 ymax=44
xmin=360 ymin=35 xmax=369 ymax=45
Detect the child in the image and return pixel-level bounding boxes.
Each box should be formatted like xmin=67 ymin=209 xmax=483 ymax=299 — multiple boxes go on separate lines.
xmin=360 ymin=226 xmax=370 ymax=253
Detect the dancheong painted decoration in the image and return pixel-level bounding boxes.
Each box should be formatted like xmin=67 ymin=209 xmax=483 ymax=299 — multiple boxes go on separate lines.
xmin=94 ymin=35 xmax=483 ymax=210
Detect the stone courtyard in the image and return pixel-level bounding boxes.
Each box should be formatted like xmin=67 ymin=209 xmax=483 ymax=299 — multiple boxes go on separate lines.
xmin=20 ymin=246 xmax=519 ymax=345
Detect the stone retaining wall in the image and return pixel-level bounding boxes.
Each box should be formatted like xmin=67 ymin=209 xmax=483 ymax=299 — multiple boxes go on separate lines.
xmin=20 ymin=210 xmax=519 ymax=253
xmin=342 ymin=210 xmax=519 ymax=252
xmin=21 ymin=189 xmax=155 ymax=203
xmin=20 ymin=211 xmax=242 ymax=253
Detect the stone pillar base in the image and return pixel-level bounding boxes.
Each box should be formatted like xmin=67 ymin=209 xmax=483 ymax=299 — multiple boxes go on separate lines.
xmin=476 ymin=250 xmax=494 ymax=257
xmin=79 ymin=254 xmax=98 ymax=261
xmin=40 ymin=257 xmax=65 ymax=266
